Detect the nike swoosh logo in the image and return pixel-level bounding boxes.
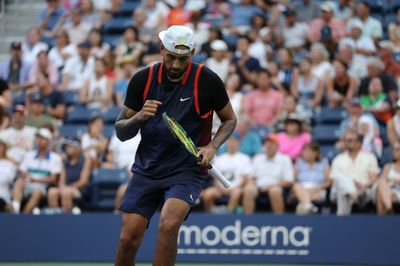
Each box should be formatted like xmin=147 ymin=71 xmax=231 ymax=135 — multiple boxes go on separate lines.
xmin=180 ymin=97 xmax=191 ymax=102
xmin=189 ymin=194 xmax=194 ymax=202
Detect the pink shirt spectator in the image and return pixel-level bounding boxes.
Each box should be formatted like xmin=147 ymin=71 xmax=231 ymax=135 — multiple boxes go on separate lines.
xmin=28 ymin=62 xmax=59 ymax=86
xmin=243 ymin=89 xmax=284 ymax=126
xmin=308 ymin=18 xmax=346 ymax=43
xmin=276 ymin=132 xmax=311 ymax=160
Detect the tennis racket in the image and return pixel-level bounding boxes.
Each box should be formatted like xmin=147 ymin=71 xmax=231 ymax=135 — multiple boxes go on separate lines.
xmin=162 ymin=112 xmax=231 ymax=189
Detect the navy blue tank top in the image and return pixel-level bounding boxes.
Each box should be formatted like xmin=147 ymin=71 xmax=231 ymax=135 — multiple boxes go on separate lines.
xmin=132 ymin=62 xmax=213 ymax=178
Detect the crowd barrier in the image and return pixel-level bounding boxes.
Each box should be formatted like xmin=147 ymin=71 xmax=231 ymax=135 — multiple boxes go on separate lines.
xmin=0 ymin=213 xmax=399 ymax=265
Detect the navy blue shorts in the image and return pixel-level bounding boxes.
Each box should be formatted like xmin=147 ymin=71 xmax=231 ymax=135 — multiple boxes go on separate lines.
xmin=119 ymin=169 xmax=207 ymax=221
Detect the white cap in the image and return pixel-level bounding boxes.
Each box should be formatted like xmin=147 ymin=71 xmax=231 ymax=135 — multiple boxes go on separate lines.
xmin=320 ymin=1 xmax=334 ymax=12
xmin=349 ymin=20 xmax=363 ymax=30
xmin=379 ymin=40 xmax=395 ymax=51
xmin=36 ymin=128 xmax=52 ymax=140
xmin=211 ymin=40 xmax=228 ymax=51
xmin=159 ymin=25 xmax=195 ymax=55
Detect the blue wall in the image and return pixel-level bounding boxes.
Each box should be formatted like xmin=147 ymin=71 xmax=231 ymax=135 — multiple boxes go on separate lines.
xmin=0 ymin=213 xmax=399 ymax=265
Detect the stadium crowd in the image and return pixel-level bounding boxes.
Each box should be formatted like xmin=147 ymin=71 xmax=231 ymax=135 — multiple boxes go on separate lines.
xmin=0 ymin=0 xmax=400 ymax=216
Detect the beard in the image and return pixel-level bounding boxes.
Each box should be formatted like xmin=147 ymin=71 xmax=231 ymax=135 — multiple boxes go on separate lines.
xmin=166 ymin=68 xmax=185 ymax=81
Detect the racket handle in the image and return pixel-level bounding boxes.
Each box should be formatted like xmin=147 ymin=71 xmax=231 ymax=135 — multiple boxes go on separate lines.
xmin=208 ymin=164 xmax=231 ymax=189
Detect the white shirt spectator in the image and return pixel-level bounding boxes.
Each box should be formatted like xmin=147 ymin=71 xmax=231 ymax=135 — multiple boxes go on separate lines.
xmin=0 ymin=159 xmax=16 ymax=202
xmin=63 ymin=55 xmax=95 ymax=91
xmin=248 ymin=40 xmax=272 ymax=68
xmin=331 ymin=151 xmax=379 ymax=186
xmin=19 ymin=150 xmax=62 ymax=191
xmin=347 ymin=17 xmax=383 ymax=40
xmin=205 ymin=57 xmax=229 ymax=82
xmin=81 ymin=132 xmax=106 ymax=158
xmin=282 ymin=22 xmax=309 ymax=49
xmin=22 ymin=42 xmax=48 ymax=65
xmin=108 ymin=133 xmax=141 ymax=170
xmin=186 ymin=22 xmax=209 ymax=52
xmin=93 ymin=0 xmax=112 ymax=11
xmin=0 ymin=126 xmax=36 ymax=163
xmin=213 ymin=152 xmax=252 ymax=188
xmin=252 ymin=152 xmax=294 ymax=188
xmin=48 ymin=43 xmax=78 ymax=70
xmin=143 ymin=1 xmax=170 ymax=30
xmin=339 ymin=36 xmax=375 ymax=65
xmin=312 ymin=61 xmax=334 ymax=79
xmin=63 ymin=21 xmax=92 ymax=45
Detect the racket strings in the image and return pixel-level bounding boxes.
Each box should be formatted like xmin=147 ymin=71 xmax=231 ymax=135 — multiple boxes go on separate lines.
xmin=167 ymin=117 xmax=198 ymax=156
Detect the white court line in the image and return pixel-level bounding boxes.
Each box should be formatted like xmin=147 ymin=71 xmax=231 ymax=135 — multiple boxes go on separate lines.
xmin=178 ymin=249 xmax=310 ymax=256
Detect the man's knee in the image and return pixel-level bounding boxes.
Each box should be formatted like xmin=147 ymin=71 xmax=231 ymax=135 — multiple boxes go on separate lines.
xmin=48 ymin=188 xmax=59 ymax=197
xmin=158 ymin=217 xmax=182 ymax=237
xmin=31 ymin=189 xmax=45 ymax=198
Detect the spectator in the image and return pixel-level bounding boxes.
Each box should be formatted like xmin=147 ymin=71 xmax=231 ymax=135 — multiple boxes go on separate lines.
xmin=186 ymin=11 xmax=209 ymax=52
xmin=25 ymin=92 xmax=58 ymax=128
xmin=276 ymin=114 xmax=311 ymax=161
xmin=335 ymin=0 xmax=354 ymax=21
xmin=115 ymin=26 xmax=145 ymax=65
xmin=337 ymin=43 xmax=367 ymax=79
xmin=200 ymin=25 xmax=223 ymax=57
xmin=103 ymin=50 xmax=117 ymax=79
xmin=225 ymin=74 xmax=243 ymax=117
xmin=35 ymin=72 xmax=66 ymax=120
xmin=280 ymin=8 xmax=309 ymax=52
xmin=330 ymin=131 xmax=379 ymax=215
xmin=140 ymin=0 xmax=169 ymax=32
xmin=0 ymin=42 xmax=31 ymax=91
xmin=386 ymin=100 xmax=400 ymax=146
xmin=360 ymin=77 xmax=392 ymax=124
xmin=39 ymin=0 xmax=67 ymax=35
xmin=267 ymin=61 xmax=286 ymax=93
xmin=248 ymin=27 xmax=272 ymax=69
xmin=388 ymin=9 xmax=400 ymax=51
xmin=376 ymin=143 xmax=400 ymax=215
xmin=0 ymin=140 xmax=17 ymax=212
xmin=272 ymin=95 xmax=310 ymax=133
xmin=80 ymin=58 xmax=113 ymax=110
xmin=54 ymin=7 xmax=92 ymax=45
xmin=308 ymin=1 xmax=346 ymax=51
xmin=60 ymin=40 xmax=95 ymax=91
xmin=292 ymin=142 xmax=331 ymax=214
xmin=201 ymin=132 xmax=253 ymax=213
xmin=358 ymin=57 xmax=398 ymax=101
xmin=80 ymin=0 xmax=100 ymax=29
xmin=232 ymin=35 xmax=261 ymax=85
xmin=47 ymin=137 xmax=92 ymax=213
xmin=48 ymin=30 xmax=77 ymax=78
xmin=326 ymin=59 xmax=357 ymax=107
xmin=204 ymin=0 xmax=231 ymax=25
xmin=347 ymin=1 xmax=383 ymax=42
xmin=277 ymin=48 xmax=299 ymax=93
xmin=310 ymin=42 xmax=334 ymax=79
xmin=205 ymin=40 xmax=230 ymax=83
xmin=81 ymin=116 xmax=108 ymax=166
xmin=293 ymin=0 xmax=320 ymax=23
xmin=103 ymin=132 xmax=141 ymax=170
xmin=291 ymin=57 xmax=324 ymax=115
xmin=378 ymin=41 xmax=400 ymax=80
xmin=167 ymin=0 xmax=191 ymax=26
xmin=218 ymin=116 xmax=262 ymax=158
xmin=0 ymin=105 xmax=36 ymax=163
xmin=114 ymin=55 xmax=137 ymax=108
xmin=339 ymin=20 xmax=375 ymax=67
xmin=11 ymin=128 xmax=62 ymax=214
xmin=243 ymin=69 xmax=284 ymax=127
xmin=337 ymin=98 xmax=381 ymax=155
xmin=247 ymin=134 xmax=294 ymax=214
xmin=88 ymin=29 xmax=110 ymax=59
xmin=230 ymin=0 xmax=263 ymax=34
xmin=28 ymin=51 xmax=59 ymax=87
xmin=22 ymin=27 xmax=49 ymax=65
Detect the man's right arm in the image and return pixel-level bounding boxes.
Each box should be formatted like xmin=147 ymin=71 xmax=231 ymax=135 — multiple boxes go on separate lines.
xmin=115 ymin=100 xmax=162 ymax=141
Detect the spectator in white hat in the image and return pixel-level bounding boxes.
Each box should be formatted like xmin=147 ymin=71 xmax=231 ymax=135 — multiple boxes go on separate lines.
xmin=11 ymin=128 xmax=62 ymax=214
xmin=205 ymin=40 xmax=230 ymax=82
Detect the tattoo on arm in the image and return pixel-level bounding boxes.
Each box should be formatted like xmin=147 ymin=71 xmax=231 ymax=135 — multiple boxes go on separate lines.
xmin=115 ymin=106 xmax=143 ymax=141
xmin=211 ymin=119 xmax=237 ymax=149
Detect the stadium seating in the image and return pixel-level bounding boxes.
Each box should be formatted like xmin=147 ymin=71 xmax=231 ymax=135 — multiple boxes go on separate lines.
xmin=113 ymin=1 xmax=141 ymax=17
xmin=312 ymin=124 xmax=340 ymax=145
xmin=65 ymin=106 xmax=102 ymax=124
xmin=90 ymin=168 xmax=129 ymax=210
xmin=59 ymin=124 xmax=87 ymax=139
xmin=314 ymin=106 xmax=347 ymax=125
xmin=62 ymin=91 xmax=80 ymax=106
xmin=102 ymin=17 xmax=132 ymax=35
xmin=103 ymin=106 xmax=121 ymax=124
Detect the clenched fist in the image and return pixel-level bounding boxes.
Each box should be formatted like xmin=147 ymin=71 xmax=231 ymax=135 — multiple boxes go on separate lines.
xmin=138 ymin=100 xmax=162 ymax=121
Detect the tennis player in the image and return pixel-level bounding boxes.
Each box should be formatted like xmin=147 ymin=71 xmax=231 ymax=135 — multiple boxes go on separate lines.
xmin=114 ymin=25 xmax=237 ymax=266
